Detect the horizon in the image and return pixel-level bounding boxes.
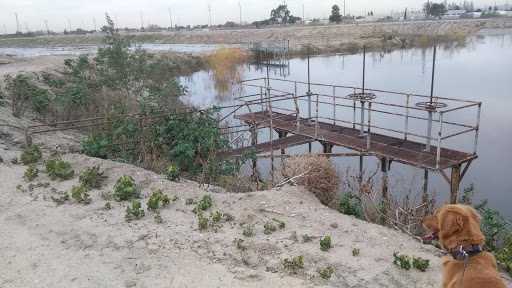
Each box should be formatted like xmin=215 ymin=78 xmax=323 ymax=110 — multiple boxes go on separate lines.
xmin=1 ymin=0 xmax=509 ymax=34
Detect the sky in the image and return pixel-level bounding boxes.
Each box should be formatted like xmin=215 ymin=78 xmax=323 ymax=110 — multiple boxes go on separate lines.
xmin=0 ymin=0 xmax=505 ymax=34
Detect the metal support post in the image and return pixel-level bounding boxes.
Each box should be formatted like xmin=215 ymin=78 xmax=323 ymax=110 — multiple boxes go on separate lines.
xmin=450 ymin=164 xmax=461 ymax=204
xmin=436 ymin=113 xmax=443 ymax=170
xmin=333 ymin=86 xmax=336 ymax=125
xmin=474 ymin=103 xmax=481 ymax=154
xmin=382 ymin=158 xmax=389 ymax=203
xmin=360 ymin=101 xmax=365 ymax=136
xmin=367 ymin=102 xmax=372 ymax=150
xmin=404 ymin=94 xmax=410 ymax=140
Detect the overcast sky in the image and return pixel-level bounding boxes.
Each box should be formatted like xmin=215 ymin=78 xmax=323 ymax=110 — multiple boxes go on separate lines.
xmin=1 ymin=0 xmax=503 ymax=33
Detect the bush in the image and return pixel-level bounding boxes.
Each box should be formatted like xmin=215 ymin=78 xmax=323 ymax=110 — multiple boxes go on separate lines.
xmin=166 ymin=163 xmax=180 ymax=181
xmin=114 ymin=176 xmax=140 ymax=200
xmin=282 ymin=154 xmax=340 ymax=206
xmin=393 ymin=251 xmax=411 ymax=270
xmin=80 ymin=135 xmax=108 ymax=159
xmin=283 ymin=256 xmax=304 ymax=269
xmin=45 ymin=159 xmax=75 ymax=180
xmin=23 ymin=164 xmax=38 ymax=182
xmin=21 ymin=145 xmax=42 ymax=165
xmin=338 ymin=191 xmax=363 ymax=218
xmin=146 ymin=189 xmax=172 ymax=211
xmin=413 ymin=257 xmax=430 ymax=272
xmin=71 ymin=185 xmax=91 ymax=204
xmin=320 ymin=236 xmax=332 ymax=251
xmin=79 ymin=166 xmax=107 ymax=190
xmin=126 ymin=200 xmax=145 ymax=219
xmin=319 ymin=267 xmax=334 ymax=279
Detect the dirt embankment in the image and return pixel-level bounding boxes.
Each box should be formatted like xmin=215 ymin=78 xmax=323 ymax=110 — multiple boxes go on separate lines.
xmin=1 ymin=18 xmax=511 ymax=54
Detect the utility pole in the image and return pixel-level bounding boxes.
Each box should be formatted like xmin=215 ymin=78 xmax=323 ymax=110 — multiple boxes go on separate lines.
xmin=115 ymin=16 xmax=118 ymax=29
xmin=303 ymin=3 xmax=305 ymax=20
xmin=208 ymin=5 xmax=212 ymax=27
xmin=68 ymin=18 xmax=72 ymax=31
xmin=82 ymin=18 xmax=84 ymax=30
xmin=141 ymin=11 xmax=144 ymax=30
xmin=169 ymin=8 xmax=173 ymax=30
xmin=239 ymin=1 xmax=242 ymax=26
xmin=4 ymin=24 xmax=7 ymax=35
xmin=25 ymin=22 xmax=29 ymax=33
xmin=93 ymin=17 xmax=97 ymax=32
xmin=15 ymin=13 xmax=21 ymax=33
xmin=344 ymin=0 xmax=346 ymax=24
xmin=45 ymin=19 xmax=49 ymax=35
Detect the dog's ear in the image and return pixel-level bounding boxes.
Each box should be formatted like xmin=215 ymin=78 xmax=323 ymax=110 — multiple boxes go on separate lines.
xmin=439 ymin=210 xmax=465 ymax=239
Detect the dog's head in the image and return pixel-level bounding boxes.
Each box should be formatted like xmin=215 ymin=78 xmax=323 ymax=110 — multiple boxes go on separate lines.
xmin=422 ymin=204 xmax=485 ymax=251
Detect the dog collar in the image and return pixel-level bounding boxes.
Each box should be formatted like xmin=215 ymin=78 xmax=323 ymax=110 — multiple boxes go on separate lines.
xmin=449 ymin=244 xmax=482 ymax=260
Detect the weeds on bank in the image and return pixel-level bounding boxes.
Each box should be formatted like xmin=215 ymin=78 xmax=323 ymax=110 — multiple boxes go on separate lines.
xmin=352 ymin=248 xmax=360 ymax=256
xmin=393 ymin=251 xmax=411 ymax=270
xmin=412 ymin=257 xmax=430 ymax=272
xmin=114 ymin=176 xmax=140 ymax=201
xmin=193 ymin=195 xmax=213 ymax=214
xmin=21 ymin=145 xmax=42 ymax=165
xmin=71 ymin=185 xmax=91 ymax=204
xmin=51 ymin=193 xmax=69 ymax=205
xmin=242 ymin=224 xmax=255 ymax=237
xmin=319 ymin=267 xmax=334 ymax=279
xmin=264 ymin=218 xmax=285 ymax=235
xmin=147 ymin=189 xmax=174 ymax=211
xmin=11 ymin=157 xmax=18 ymax=164
xmin=23 ymin=164 xmax=38 ymax=182
xmin=283 ymin=256 xmax=304 ymax=269
xmin=126 ymin=200 xmax=145 ymax=220
xmin=79 ymin=166 xmax=107 ymax=190
xmin=320 ymin=236 xmax=332 ymax=251
xmin=302 ymin=234 xmax=312 ymax=242
xmin=234 ymin=238 xmax=244 ymax=249
xmin=45 ymin=159 xmax=74 ymax=180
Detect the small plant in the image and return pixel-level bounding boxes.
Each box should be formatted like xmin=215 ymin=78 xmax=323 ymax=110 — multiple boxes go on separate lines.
xmin=11 ymin=157 xmax=18 ymax=164
xmin=161 ymin=194 xmax=171 ymax=206
xmin=79 ymin=166 xmax=107 ymax=190
xmin=51 ymin=193 xmax=69 ymax=205
xmin=234 ymin=238 xmax=244 ymax=249
xmin=23 ymin=164 xmax=38 ymax=182
xmin=283 ymin=255 xmax=304 ymax=269
xmin=0 ymin=155 xmax=3 ymax=163
xmin=352 ymin=248 xmax=360 ymax=256
xmin=36 ymin=181 xmax=50 ymax=188
xmin=186 ymin=198 xmax=195 ymax=205
xmin=319 ymin=267 xmax=334 ymax=279
xmin=21 ymin=145 xmax=42 ymax=165
xmin=16 ymin=184 xmax=22 ymax=191
xmin=242 ymin=224 xmax=254 ymax=237
xmin=71 ymin=185 xmax=91 ymax=204
xmin=264 ymin=220 xmax=277 ymax=235
xmin=393 ymin=251 xmax=412 ymax=270
xmin=147 ymin=189 xmax=173 ymax=211
xmin=147 ymin=194 xmax=160 ymax=211
xmin=45 ymin=159 xmax=74 ymax=180
xmin=154 ymin=213 xmax=163 ymax=223
xmin=338 ymin=191 xmax=362 ymax=218
xmin=273 ymin=218 xmax=285 ymax=229
xmin=320 ymin=236 xmax=332 ymax=251
xmin=80 ymin=135 xmax=108 ymax=159
xmin=290 ymin=231 xmax=297 ymax=240
xmin=223 ymin=212 xmax=234 ymax=221
xmin=28 ymin=183 xmax=35 ymax=192
xmin=210 ymin=211 xmax=223 ymax=223
xmin=413 ymin=257 xmax=430 ymax=272
xmin=105 ymin=202 xmax=111 ymax=209
xmin=114 ymin=176 xmax=140 ymax=201
xmin=125 ymin=200 xmax=145 ymax=219
xmin=171 ymin=195 xmax=179 ymax=202
xmin=166 ymin=163 xmax=180 ymax=181
xmin=193 ymin=195 xmax=213 ymax=213
xmin=198 ymin=214 xmax=209 ymax=230
xmin=302 ymin=234 xmax=312 ymax=242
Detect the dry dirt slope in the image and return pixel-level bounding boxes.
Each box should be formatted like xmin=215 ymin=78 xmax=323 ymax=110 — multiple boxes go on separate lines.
xmin=1 ymin=151 xmax=511 ymax=288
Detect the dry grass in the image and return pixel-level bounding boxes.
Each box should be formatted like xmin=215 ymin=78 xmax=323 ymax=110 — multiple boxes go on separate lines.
xmin=202 ymin=46 xmax=246 ymax=96
xmin=281 ymin=153 xmax=340 ymax=206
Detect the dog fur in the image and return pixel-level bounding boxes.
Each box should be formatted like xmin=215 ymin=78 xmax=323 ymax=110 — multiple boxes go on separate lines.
xmin=423 ymin=204 xmax=506 ymax=288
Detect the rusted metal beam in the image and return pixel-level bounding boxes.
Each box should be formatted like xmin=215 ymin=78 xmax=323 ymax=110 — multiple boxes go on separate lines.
xmin=440 ymin=170 xmax=451 ymax=184
xmin=450 ymin=164 xmax=462 ymax=204
xmin=459 ymin=160 xmax=472 ymax=184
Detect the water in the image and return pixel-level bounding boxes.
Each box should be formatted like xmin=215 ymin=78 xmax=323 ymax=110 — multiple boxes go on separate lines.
xmin=181 ymin=31 xmax=512 ymax=219
xmin=0 ymin=43 xmax=231 ymax=57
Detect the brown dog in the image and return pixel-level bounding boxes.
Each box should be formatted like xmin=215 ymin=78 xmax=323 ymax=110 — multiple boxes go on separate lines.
xmin=423 ymin=204 xmax=506 ymax=288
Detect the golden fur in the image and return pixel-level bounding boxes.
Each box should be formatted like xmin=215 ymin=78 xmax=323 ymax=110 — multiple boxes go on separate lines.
xmin=423 ymin=204 xmax=506 ymax=288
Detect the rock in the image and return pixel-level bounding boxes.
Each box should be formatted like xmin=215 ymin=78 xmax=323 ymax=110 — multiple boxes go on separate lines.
xmin=124 ymin=280 xmax=137 ymax=287
xmin=209 ymin=187 xmax=223 ymax=193
xmin=299 ymin=200 xmax=303 ymax=204
xmin=330 ymin=222 xmax=338 ymax=229
xmin=275 ymin=187 xmax=281 ymax=191
xmin=352 ymin=220 xmax=359 ymax=227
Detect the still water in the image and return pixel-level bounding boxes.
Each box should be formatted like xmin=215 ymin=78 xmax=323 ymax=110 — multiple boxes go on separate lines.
xmin=181 ymin=30 xmax=512 ymax=219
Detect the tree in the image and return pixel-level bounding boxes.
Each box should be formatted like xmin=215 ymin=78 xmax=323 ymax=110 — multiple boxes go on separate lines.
xmin=489 ymin=5 xmax=492 ymax=10
xmin=288 ymin=15 xmax=302 ymax=24
xmin=371 ymin=11 xmax=374 ymax=16
xmin=404 ymin=7 xmax=408 ymax=20
xmin=270 ymin=5 xmax=290 ymax=24
xmin=329 ymin=5 xmax=342 ymax=23
xmin=424 ymin=2 xmax=447 ymax=19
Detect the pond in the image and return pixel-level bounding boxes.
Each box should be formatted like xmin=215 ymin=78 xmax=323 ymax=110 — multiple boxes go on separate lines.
xmin=180 ymin=29 xmax=512 ymax=219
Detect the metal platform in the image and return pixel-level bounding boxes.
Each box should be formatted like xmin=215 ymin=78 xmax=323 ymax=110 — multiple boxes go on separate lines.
xmin=234 ymin=111 xmax=476 ymax=172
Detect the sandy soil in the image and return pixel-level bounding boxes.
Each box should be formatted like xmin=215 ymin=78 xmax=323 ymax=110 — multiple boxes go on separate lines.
xmin=1 ymin=18 xmax=511 ymax=54
xmin=0 ymin=102 xmax=511 ymax=287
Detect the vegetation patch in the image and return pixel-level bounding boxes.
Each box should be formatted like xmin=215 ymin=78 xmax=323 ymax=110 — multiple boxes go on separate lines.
xmin=393 ymin=251 xmax=411 ymax=270
xmin=45 ymin=159 xmax=74 ymax=180
xmin=412 ymin=257 xmax=430 ymax=272
xmin=23 ymin=164 xmax=38 ymax=182
xmin=320 ymin=236 xmax=332 ymax=251
xmin=79 ymin=166 xmax=107 ymax=190
xmin=283 ymin=255 xmax=304 ymax=269
xmin=126 ymin=200 xmax=145 ymax=220
xmin=21 ymin=145 xmax=42 ymax=165
xmin=113 ymin=176 xmax=140 ymax=201
xmin=71 ymin=185 xmax=91 ymax=204
xmin=319 ymin=267 xmax=334 ymax=279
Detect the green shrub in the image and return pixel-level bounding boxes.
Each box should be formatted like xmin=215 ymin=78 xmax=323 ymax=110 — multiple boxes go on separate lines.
xmin=80 ymin=135 xmax=108 ymax=159
xmin=352 ymin=248 xmax=360 ymax=256
xmin=71 ymin=185 xmax=91 ymax=204
xmin=338 ymin=191 xmax=362 ymax=218
xmin=320 ymin=236 xmax=332 ymax=251
xmin=283 ymin=256 xmax=303 ymax=269
xmin=198 ymin=214 xmax=209 ymax=230
xmin=114 ymin=176 xmax=140 ymax=201
xmin=319 ymin=267 xmax=334 ymax=279
xmin=413 ymin=257 xmax=430 ymax=272
xmin=0 ymin=155 xmax=3 ymax=163
xmin=302 ymin=234 xmax=312 ymax=242
xmin=234 ymin=238 xmax=244 ymax=249
xmin=105 ymin=202 xmax=111 ymax=209
xmin=264 ymin=220 xmax=277 ymax=235
xmin=242 ymin=224 xmax=254 ymax=237
xmin=79 ymin=166 xmax=107 ymax=190
xmin=21 ymin=145 xmax=42 ymax=165
xmin=393 ymin=251 xmax=411 ymax=270
xmin=146 ymin=189 xmax=172 ymax=211
xmin=496 ymin=231 xmax=512 ymax=277
xmin=193 ymin=195 xmax=213 ymax=213
xmin=11 ymin=157 xmax=18 ymax=164
xmin=126 ymin=200 xmax=145 ymax=219
xmin=166 ymin=163 xmax=180 ymax=181
xmin=45 ymin=159 xmax=74 ymax=180
xmin=23 ymin=164 xmax=38 ymax=182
